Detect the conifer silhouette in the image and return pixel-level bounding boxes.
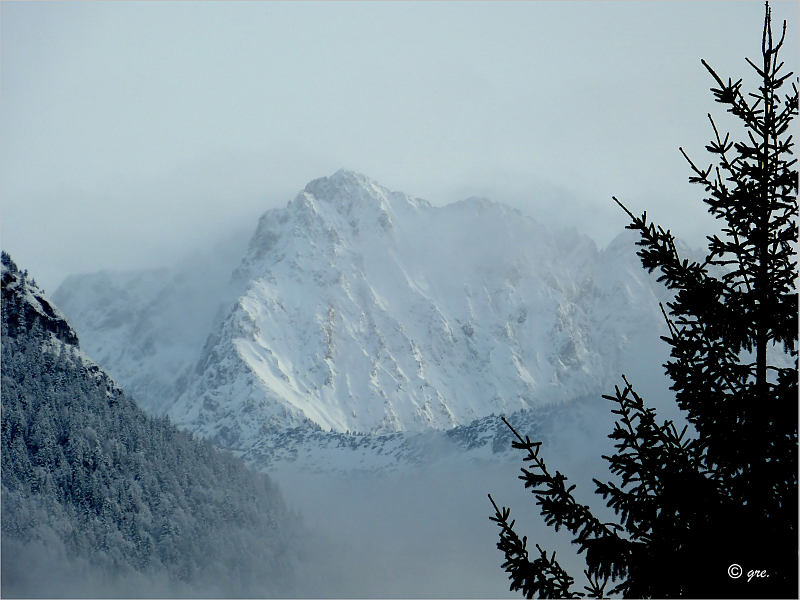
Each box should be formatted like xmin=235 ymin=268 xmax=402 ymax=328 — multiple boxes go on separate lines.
xmin=489 ymin=4 xmax=797 ymax=597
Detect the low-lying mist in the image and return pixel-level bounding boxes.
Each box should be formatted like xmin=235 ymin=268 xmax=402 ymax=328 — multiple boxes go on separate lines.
xmin=271 ymin=395 xmax=627 ymax=598
xmin=272 ymin=349 xmax=680 ymax=598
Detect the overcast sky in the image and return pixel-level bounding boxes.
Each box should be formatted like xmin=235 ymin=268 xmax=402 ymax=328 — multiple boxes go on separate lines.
xmin=2 ymin=1 xmax=798 ymax=294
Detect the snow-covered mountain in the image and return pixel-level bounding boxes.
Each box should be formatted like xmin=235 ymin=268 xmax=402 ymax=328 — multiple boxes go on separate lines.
xmin=50 ymin=236 xmax=247 ymax=415
xmin=54 ymin=169 xmax=674 ymax=453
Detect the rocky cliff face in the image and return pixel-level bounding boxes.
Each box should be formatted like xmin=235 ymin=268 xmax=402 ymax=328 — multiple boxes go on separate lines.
xmin=54 ymin=170 xmax=675 ymax=451
xmin=2 ymin=251 xmax=79 ymax=346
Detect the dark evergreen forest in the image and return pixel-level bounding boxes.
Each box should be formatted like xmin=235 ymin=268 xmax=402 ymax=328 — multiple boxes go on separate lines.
xmin=1 ymin=251 xmax=308 ymax=597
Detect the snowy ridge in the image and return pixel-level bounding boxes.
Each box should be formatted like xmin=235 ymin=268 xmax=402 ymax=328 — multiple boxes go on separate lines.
xmin=236 ymin=404 xmax=554 ymax=475
xmin=166 ymin=170 xmax=673 ymax=448
xmin=52 ymin=239 xmax=246 ymax=414
xmin=54 ymin=170 xmax=676 ymax=453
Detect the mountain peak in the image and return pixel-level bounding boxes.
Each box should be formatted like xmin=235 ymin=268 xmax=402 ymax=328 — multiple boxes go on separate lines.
xmin=302 ymin=169 xmax=387 ymax=208
xmin=51 ymin=172 xmax=674 ymax=445
xmin=298 ymin=169 xmax=431 ymax=215
xmin=329 ymin=168 xmax=371 ymax=186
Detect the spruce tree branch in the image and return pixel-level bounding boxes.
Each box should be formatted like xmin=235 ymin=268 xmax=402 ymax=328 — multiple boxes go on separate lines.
xmin=612 ymin=196 xmax=636 ymax=222
xmin=582 ymin=570 xmax=608 ymax=599
xmin=680 ymin=116 xmax=755 ymax=297
xmin=489 ymin=493 xmax=584 ymax=598
xmin=659 ymin=302 xmax=743 ymax=399
xmin=498 ymin=417 xmax=628 ymax=576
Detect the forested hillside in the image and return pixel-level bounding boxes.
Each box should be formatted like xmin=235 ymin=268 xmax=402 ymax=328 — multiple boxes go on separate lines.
xmin=1 ymin=251 xmax=306 ymax=597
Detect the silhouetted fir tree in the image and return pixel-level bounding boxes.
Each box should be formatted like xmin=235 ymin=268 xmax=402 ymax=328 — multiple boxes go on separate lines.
xmin=489 ymin=4 xmax=797 ymax=598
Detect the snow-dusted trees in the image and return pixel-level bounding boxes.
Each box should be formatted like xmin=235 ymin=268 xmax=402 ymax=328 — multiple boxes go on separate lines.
xmin=1 ymin=252 xmax=303 ymax=596
xmin=489 ymin=5 xmax=797 ymax=597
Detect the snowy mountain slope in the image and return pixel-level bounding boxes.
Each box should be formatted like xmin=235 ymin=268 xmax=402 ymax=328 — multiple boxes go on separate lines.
xmin=52 ymin=237 xmax=247 ymax=414
xmin=53 ymin=169 xmax=677 ymax=453
xmin=51 ymin=268 xmax=176 ymax=414
xmin=164 ymin=170 xmax=674 ymax=448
